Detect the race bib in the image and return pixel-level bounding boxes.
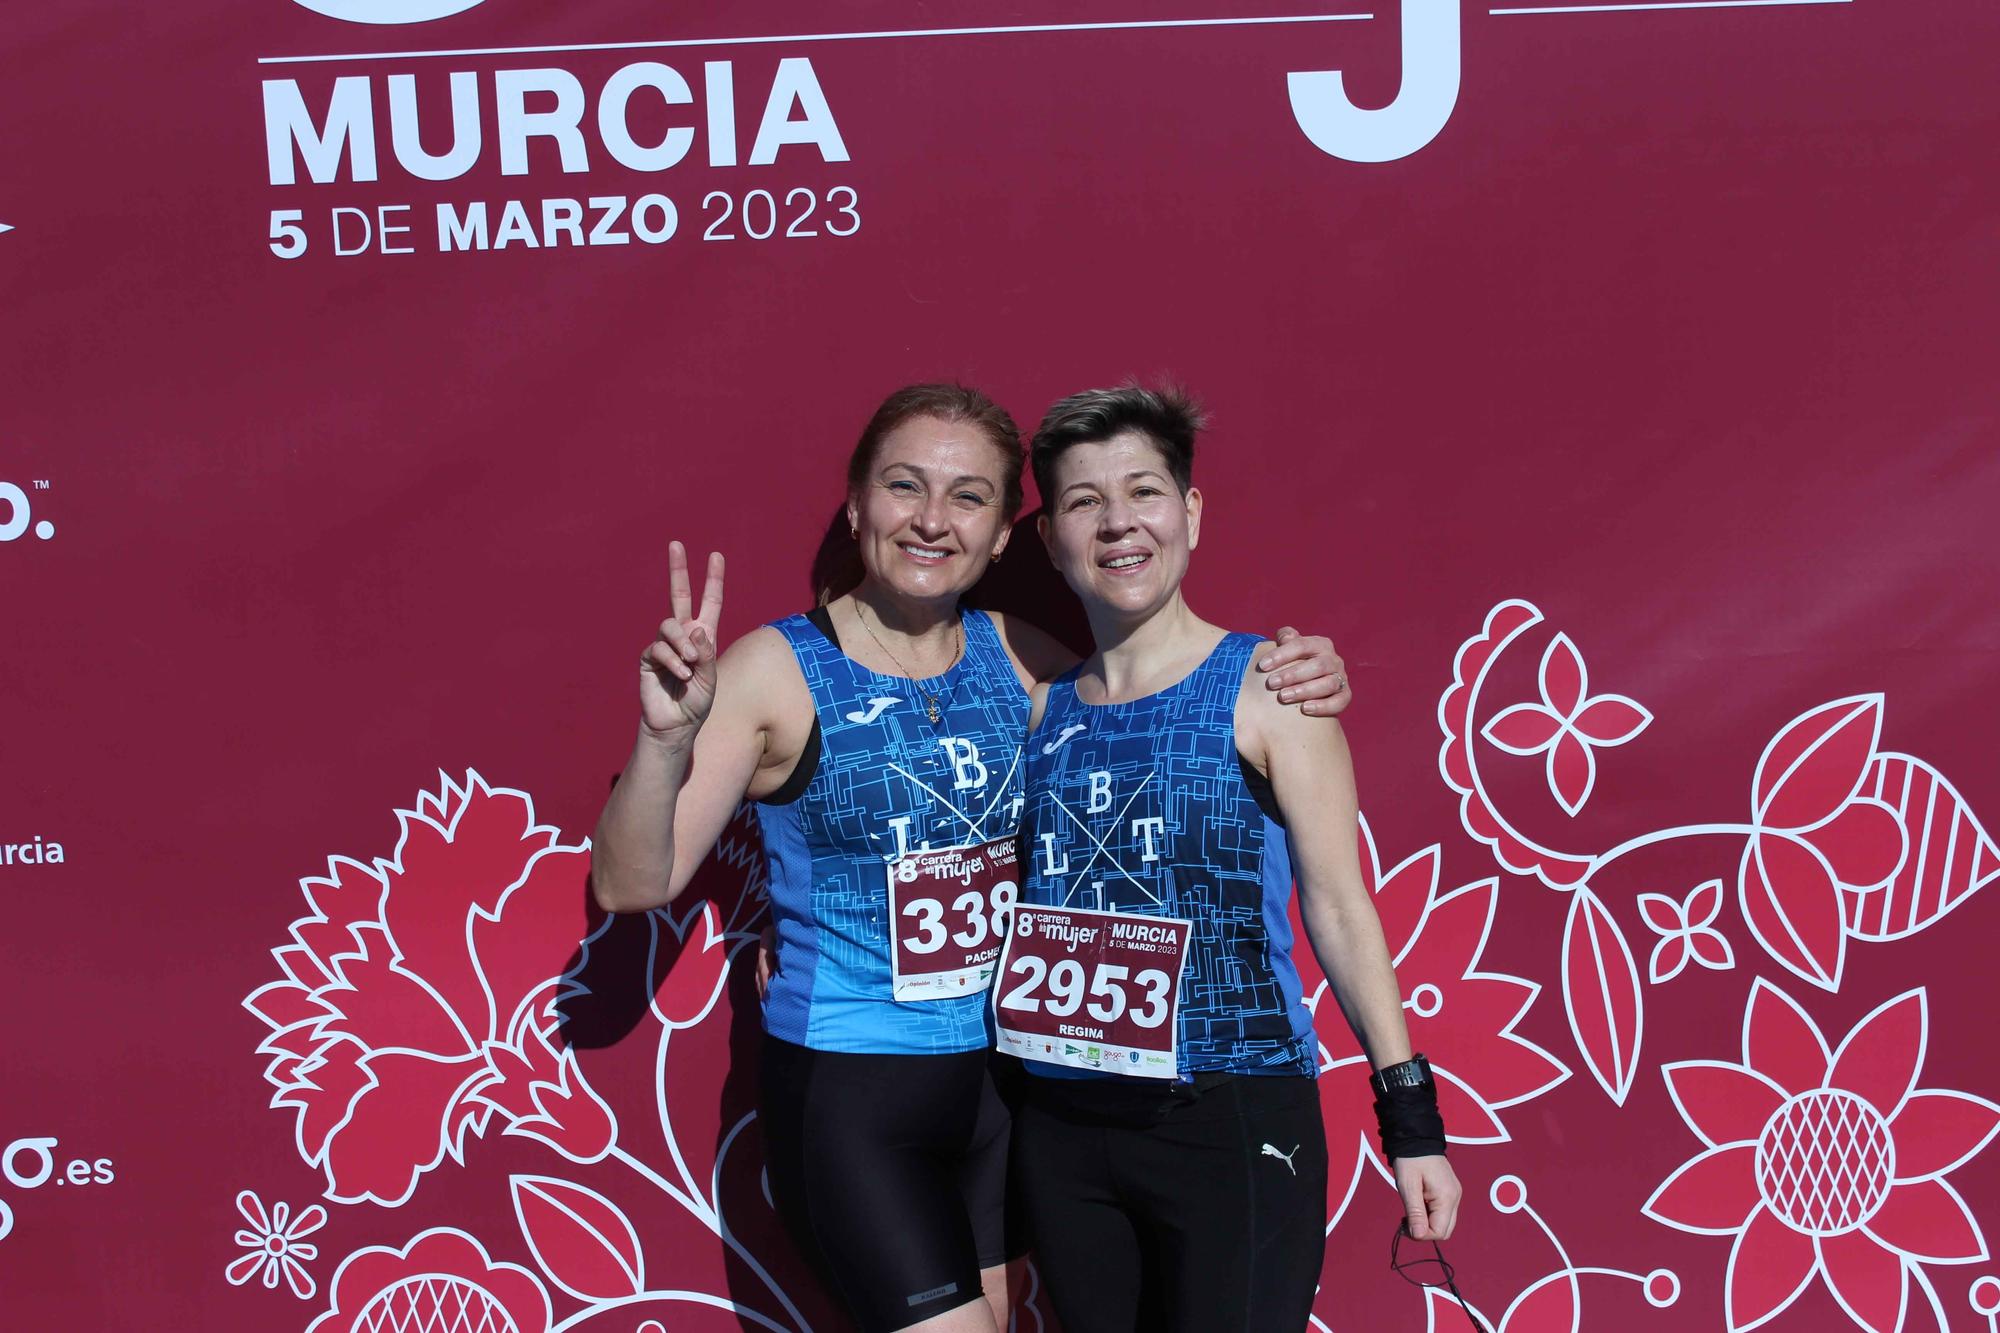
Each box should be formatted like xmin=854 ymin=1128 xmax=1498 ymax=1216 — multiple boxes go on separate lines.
xmin=992 ymin=904 xmax=1191 ymax=1078
xmin=886 ymin=837 xmax=1019 ymax=1000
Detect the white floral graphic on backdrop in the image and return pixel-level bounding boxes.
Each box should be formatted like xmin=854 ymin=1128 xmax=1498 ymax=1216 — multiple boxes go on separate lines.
xmin=245 ymin=772 xmax=842 ymax=1332
xmin=226 ymin=1190 xmax=326 ymax=1300
xmin=1645 ymin=981 xmax=2000 ymax=1333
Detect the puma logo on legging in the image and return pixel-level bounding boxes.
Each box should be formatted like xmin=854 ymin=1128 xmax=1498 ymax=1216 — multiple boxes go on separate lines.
xmin=1261 ymin=1142 xmax=1301 ymax=1175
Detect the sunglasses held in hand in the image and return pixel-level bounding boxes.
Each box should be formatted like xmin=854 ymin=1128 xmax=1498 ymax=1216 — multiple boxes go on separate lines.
xmin=1391 ymin=1217 xmax=1490 ymax=1332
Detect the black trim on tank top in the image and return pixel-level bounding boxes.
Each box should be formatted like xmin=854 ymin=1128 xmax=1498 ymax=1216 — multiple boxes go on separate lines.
xmin=805 ymin=604 xmax=840 ymax=646
xmin=1237 ymin=752 xmax=1286 ymax=827
xmin=762 ymin=608 xmax=838 ymax=806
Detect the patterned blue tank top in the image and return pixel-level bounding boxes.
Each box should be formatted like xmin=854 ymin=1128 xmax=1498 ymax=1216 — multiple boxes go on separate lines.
xmin=756 ymin=606 xmax=1030 ymax=1054
xmin=1019 ymin=632 xmax=1316 ymax=1078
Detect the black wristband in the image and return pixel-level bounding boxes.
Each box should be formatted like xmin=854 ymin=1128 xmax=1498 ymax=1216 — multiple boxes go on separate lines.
xmin=1370 ymin=1054 xmax=1447 ymax=1160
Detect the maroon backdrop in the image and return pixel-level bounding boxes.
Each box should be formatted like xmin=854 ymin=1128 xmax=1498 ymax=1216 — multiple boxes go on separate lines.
xmin=4 ymin=2 xmax=1998 ymax=1330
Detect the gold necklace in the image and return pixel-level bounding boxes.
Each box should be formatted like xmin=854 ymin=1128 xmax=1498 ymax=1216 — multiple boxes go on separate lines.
xmin=853 ymin=603 xmax=963 ymax=724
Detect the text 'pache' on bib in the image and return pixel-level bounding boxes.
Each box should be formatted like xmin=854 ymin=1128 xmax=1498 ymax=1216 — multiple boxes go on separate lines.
xmin=886 ymin=837 xmax=1019 ymax=1000
xmin=993 ymin=903 xmax=1191 ymax=1078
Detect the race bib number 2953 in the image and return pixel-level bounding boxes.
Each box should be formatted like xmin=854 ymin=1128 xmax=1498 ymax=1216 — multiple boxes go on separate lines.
xmin=993 ymin=904 xmax=1191 ymax=1078
xmin=887 ymin=838 xmax=1019 ymax=1000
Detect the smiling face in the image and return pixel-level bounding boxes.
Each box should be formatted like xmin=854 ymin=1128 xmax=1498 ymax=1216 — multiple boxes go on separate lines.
xmin=847 ymin=414 xmax=1014 ymax=608
xmin=1038 ymin=430 xmax=1202 ymax=624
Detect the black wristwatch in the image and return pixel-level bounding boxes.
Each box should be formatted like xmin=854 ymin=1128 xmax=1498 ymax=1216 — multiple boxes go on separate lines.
xmin=1370 ymin=1053 xmax=1434 ymax=1095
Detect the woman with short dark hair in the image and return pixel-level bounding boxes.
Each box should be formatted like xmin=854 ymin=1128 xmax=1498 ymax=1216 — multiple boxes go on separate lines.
xmin=1001 ymin=383 xmax=1460 ymax=1332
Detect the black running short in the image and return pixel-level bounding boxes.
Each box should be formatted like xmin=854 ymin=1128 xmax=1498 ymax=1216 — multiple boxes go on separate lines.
xmin=1013 ymin=1071 xmax=1328 ymax=1333
xmin=759 ymin=1034 xmax=1012 ymax=1332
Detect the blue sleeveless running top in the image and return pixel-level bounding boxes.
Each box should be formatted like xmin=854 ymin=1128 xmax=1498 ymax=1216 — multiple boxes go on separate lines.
xmin=757 ymin=605 xmax=1030 ymax=1054
xmin=1018 ymin=632 xmax=1317 ymax=1079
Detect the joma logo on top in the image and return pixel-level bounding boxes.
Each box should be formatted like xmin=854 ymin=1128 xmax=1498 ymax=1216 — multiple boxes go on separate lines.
xmin=263 ymin=59 xmax=847 ymax=186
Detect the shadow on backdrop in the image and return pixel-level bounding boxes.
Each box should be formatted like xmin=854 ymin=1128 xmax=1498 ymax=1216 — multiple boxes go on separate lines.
xmin=564 ymin=794 xmax=844 ymax=1331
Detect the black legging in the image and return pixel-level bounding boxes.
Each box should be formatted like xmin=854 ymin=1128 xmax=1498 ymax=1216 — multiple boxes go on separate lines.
xmin=1013 ymin=1072 xmax=1329 ymax=1333
xmin=759 ymin=1033 xmax=1011 ymax=1332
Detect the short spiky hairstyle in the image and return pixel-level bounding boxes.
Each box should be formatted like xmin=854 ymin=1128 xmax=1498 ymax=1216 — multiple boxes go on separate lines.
xmin=1029 ymin=382 xmax=1208 ymax=506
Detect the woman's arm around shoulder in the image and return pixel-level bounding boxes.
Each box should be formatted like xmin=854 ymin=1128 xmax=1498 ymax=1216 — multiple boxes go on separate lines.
xmin=988 ymin=611 xmax=1353 ymax=714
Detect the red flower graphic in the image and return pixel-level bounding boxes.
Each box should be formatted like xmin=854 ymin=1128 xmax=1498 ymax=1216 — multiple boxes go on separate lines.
xmin=245 ymin=772 xmax=614 ymax=1205
xmin=465 ymin=990 xmax=618 ymax=1162
xmin=1439 ymin=601 xmax=1595 ymax=887
xmin=1740 ymin=697 xmax=1907 ymax=991
xmin=1638 ymin=880 xmax=1735 ymax=984
xmin=307 ymin=1228 xmax=550 ymax=1333
xmin=1482 ymin=632 xmax=1652 ymax=818
xmin=1296 ymin=816 xmax=1569 ymax=1232
xmin=1644 ymin=979 xmax=2000 ymax=1333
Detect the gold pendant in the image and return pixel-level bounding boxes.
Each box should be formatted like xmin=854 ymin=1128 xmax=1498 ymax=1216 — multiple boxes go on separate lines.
xmin=926 ymin=701 xmax=940 ymax=723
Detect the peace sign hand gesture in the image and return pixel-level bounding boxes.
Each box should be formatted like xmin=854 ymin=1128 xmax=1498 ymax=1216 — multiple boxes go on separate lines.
xmin=639 ymin=541 xmax=725 ymax=746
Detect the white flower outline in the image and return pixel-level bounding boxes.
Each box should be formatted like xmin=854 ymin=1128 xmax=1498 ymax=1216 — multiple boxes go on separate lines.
xmin=225 ymin=1189 xmax=326 ymax=1300
xmin=1637 ymin=879 xmax=1736 ymax=983
xmin=1643 ymin=981 xmax=2000 ymax=1333
xmin=1481 ymin=633 xmax=1653 ymax=818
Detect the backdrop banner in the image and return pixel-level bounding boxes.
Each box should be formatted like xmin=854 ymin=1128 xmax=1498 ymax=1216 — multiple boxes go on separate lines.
xmin=3 ymin=2 xmax=1997 ymax=1330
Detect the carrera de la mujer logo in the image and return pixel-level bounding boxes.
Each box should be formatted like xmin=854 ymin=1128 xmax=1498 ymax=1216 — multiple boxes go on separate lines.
xmin=291 ymin=0 xmax=485 ymax=23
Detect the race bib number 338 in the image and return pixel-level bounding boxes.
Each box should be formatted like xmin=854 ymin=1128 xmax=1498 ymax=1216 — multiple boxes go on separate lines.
xmin=887 ymin=838 xmax=1019 ymax=1000
xmin=993 ymin=904 xmax=1191 ymax=1078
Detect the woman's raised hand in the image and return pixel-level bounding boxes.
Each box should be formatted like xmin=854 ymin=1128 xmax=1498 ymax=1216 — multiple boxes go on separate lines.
xmin=639 ymin=541 xmax=725 ymax=744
